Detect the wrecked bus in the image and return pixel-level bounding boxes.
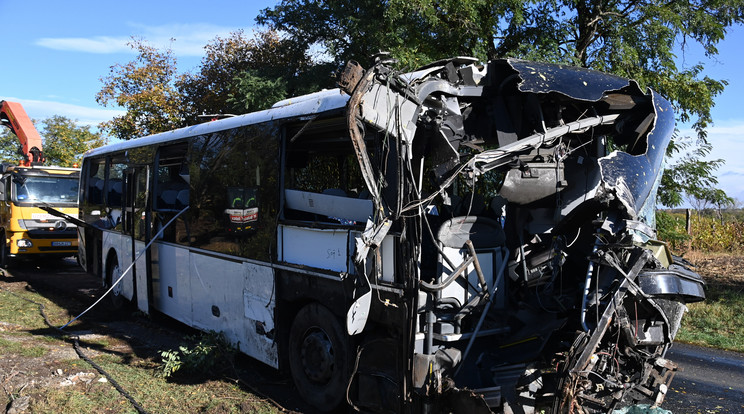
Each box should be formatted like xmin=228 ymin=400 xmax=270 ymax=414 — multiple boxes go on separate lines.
xmin=76 ymin=57 xmax=705 ymax=413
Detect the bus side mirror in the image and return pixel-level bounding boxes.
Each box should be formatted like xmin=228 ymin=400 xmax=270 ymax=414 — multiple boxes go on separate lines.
xmin=0 ymin=178 xmax=6 ymax=202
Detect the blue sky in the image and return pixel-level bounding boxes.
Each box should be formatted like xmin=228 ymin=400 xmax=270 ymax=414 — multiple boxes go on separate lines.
xmin=1 ymin=0 xmax=743 ymax=204
xmin=0 ymin=0 xmax=275 ymax=122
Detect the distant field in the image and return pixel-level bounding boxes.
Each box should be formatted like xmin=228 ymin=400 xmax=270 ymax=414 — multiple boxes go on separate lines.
xmin=675 ymin=252 xmax=744 ymax=353
xmin=656 ymin=210 xmax=744 ymax=353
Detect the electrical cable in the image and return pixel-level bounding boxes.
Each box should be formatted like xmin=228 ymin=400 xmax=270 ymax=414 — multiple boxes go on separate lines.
xmin=3 ymin=206 xmax=190 ymax=413
xmin=0 ymin=206 xmax=190 ymax=412
xmin=60 ymin=206 xmax=189 ymax=329
xmin=0 ymin=205 xmax=293 ymax=414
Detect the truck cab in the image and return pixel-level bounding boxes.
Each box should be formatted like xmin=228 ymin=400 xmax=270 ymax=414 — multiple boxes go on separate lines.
xmin=0 ymin=164 xmax=79 ymax=266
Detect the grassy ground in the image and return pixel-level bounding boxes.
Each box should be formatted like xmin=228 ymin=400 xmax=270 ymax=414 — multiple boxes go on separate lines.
xmin=0 ymin=284 xmax=282 ymax=414
xmin=675 ymin=251 xmax=744 ymax=353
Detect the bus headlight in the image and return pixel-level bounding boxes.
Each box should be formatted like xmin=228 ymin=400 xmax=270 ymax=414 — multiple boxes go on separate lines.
xmin=17 ymin=239 xmax=33 ymax=248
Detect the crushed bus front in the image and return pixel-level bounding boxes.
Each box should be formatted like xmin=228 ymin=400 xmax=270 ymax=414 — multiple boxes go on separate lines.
xmin=336 ymin=58 xmax=705 ymax=413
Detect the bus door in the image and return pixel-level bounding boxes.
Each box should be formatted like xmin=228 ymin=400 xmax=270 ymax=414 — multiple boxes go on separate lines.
xmin=122 ymin=166 xmax=151 ymax=314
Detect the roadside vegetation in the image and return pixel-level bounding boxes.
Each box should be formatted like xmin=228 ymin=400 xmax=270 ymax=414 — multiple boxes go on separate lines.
xmin=657 ymin=209 xmax=744 ymax=353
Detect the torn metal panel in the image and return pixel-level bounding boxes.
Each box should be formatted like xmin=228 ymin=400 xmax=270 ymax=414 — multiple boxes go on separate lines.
xmin=598 ymin=91 xmax=675 ymax=218
xmin=345 ymin=65 xmax=384 ymax=209
xmin=359 ymin=82 xmax=420 ymax=145
xmin=638 ymin=266 xmax=707 ymax=302
xmin=507 ymin=59 xmax=640 ymax=101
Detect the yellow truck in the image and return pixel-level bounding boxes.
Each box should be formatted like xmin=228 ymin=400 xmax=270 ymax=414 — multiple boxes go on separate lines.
xmin=0 ymin=101 xmax=79 ymax=266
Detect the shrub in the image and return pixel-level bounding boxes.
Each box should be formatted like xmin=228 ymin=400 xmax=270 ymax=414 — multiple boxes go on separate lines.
xmin=689 ymin=214 xmax=744 ymax=252
xmin=655 ymin=211 xmax=689 ymax=250
xmin=160 ymin=331 xmax=235 ymax=379
xmin=656 ymin=210 xmax=744 ymax=253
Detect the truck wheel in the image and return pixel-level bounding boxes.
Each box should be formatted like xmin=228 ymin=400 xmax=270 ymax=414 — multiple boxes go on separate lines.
xmin=289 ymin=303 xmax=351 ymax=411
xmin=0 ymin=235 xmax=11 ymax=269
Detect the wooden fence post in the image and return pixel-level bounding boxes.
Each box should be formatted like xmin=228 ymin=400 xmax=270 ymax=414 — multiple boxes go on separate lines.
xmin=686 ymin=208 xmax=692 ymax=251
xmin=686 ymin=208 xmax=691 ymax=235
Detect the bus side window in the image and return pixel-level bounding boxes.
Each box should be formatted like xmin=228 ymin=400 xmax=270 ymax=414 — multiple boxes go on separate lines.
xmin=282 ymin=123 xmax=367 ymax=225
xmin=89 ymin=178 xmax=104 ymax=204
xmin=104 ymin=160 xmax=127 ymax=229
xmin=82 ymin=159 xmax=107 ymax=226
xmin=156 ymin=164 xmax=189 ymax=211
xmin=189 ymin=125 xmax=278 ymax=261
xmin=87 ymin=161 xmax=105 ymax=205
xmin=107 ymin=179 xmax=123 ymax=206
xmin=154 ymin=144 xmax=189 ymax=244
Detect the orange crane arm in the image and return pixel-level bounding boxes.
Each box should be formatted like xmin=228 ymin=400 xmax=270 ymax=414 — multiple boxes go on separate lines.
xmin=0 ymin=100 xmax=46 ymax=166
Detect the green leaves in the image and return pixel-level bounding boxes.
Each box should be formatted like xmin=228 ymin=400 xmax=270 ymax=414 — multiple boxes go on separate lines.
xmin=658 ymin=134 xmax=729 ymax=208
xmin=0 ymin=127 xmax=19 ymax=164
xmin=97 ymin=29 xmax=329 ymax=137
xmin=159 ymin=331 xmax=234 ymax=379
xmin=257 ymin=0 xmax=743 ymax=207
xmin=0 ymin=116 xmax=105 ymax=167
xmin=227 ymin=71 xmax=287 ymax=114
xmin=256 ymin=0 xmax=743 ymax=122
xmin=178 ymin=29 xmax=325 ymax=122
xmin=39 ymin=116 xmax=107 ymax=167
xmin=96 ymin=38 xmax=183 ymax=140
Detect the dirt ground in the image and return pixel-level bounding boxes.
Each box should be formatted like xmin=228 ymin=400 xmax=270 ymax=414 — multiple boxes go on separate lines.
xmin=682 ymin=250 xmax=744 ymax=287
xmin=0 ymin=259 xmax=178 ymax=412
xmin=0 ymin=258 xmax=308 ymax=414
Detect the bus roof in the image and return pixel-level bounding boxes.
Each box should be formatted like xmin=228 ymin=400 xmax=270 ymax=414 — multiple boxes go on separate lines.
xmin=84 ymin=88 xmax=350 ymax=158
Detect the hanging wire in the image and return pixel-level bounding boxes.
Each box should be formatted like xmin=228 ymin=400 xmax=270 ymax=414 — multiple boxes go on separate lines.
xmin=60 ymin=206 xmax=190 ymax=330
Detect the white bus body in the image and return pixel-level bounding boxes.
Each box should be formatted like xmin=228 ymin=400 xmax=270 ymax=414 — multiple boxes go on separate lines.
xmin=78 ymin=58 xmax=704 ymax=413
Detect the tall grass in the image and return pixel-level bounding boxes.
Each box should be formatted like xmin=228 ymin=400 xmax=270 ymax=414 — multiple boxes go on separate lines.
xmin=656 ymin=210 xmax=744 ymax=253
xmin=657 ymin=210 xmax=744 ymax=352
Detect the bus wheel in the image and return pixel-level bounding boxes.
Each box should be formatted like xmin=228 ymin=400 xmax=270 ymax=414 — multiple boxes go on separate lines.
xmin=289 ymin=303 xmax=351 ymax=411
xmin=106 ymin=254 xmax=126 ymax=310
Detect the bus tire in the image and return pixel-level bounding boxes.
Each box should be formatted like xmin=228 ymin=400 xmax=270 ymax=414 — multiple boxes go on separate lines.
xmin=106 ymin=253 xmax=127 ymax=310
xmin=289 ymin=302 xmax=351 ymax=412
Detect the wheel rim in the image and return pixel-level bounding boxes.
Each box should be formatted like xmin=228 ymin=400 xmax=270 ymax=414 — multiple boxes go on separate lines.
xmin=289 ymin=303 xmax=349 ymax=411
xmin=111 ymin=263 xmax=122 ymax=297
xmin=300 ymin=327 xmax=335 ymax=384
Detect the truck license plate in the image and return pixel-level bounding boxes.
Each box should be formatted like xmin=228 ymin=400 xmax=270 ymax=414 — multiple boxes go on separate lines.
xmin=52 ymin=241 xmax=72 ymax=247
